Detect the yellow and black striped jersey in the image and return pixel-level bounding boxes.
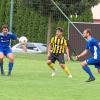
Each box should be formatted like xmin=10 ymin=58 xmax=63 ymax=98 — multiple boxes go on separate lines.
xmin=50 ymin=36 xmax=67 ymax=54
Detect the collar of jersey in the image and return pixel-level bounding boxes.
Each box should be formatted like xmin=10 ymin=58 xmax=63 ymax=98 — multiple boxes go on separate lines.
xmin=0 ymin=32 xmax=12 ymax=36
xmin=87 ymin=37 xmax=92 ymax=41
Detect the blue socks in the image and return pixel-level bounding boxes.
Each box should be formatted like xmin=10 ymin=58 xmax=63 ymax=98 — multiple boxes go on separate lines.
xmin=83 ymin=65 xmax=95 ymax=78
xmin=8 ymin=62 xmax=14 ymax=73
xmin=0 ymin=62 xmax=3 ymax=68
xmin=0 ymin=62 xmax=4 ymax=74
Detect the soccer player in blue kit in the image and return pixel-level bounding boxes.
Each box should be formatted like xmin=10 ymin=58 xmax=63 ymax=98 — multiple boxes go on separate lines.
xmin=76 ymin=28 xmax=100 ymax=82
xmin=0 ymin=25 xmax=17 ymax=76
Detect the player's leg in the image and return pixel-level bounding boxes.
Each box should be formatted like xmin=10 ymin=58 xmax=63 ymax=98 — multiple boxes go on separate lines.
xmin=47 ymin=53 xmax=56 ymax=76
xmin=57 ymin=54 xmax=72 ymax=78
xmin=60 ymin=63 xmax=72 ymax=78
xmin=97 ymin=68 xmax=100 ymax=73
xmin=0 ymin=59 xmax=4 ymax=75
xmin=6 ymin=49 xmax=14 ymax=76
xmin=94 ymin=62 xmax=100 ymax=73
xmin=0 ymin=52 xmax=5 ymax=75
xmin=7 ymin=53 xmax=14 ymax=76
xmin=81 ymin=58 xmax=96 ymax=82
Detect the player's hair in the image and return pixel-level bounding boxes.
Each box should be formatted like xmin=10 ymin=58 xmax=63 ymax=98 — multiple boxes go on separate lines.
xmin=1 ymin=25 xmax=8 ymax=31
xmin=56 ymin=27 xmax=63 ymax=32
xmin=85 ymin=28 xmax=92 ymax=35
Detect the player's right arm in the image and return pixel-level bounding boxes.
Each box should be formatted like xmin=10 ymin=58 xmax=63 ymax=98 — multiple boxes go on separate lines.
xmin=47 ymin=43 xmax=52 ymax=57
xmin=10 ymin=33 xmax=17 ymax=41
xmin=47 ymin=37 xmax=54 ymax=57
xmin=76 ymin=49 xmax=88 ymax=59
xmin=76 ymin=41 xmax=89 ymax=60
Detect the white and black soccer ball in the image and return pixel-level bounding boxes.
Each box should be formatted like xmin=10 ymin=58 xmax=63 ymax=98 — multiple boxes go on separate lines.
xmin=19 ymin=36 xmax=28 ymax=44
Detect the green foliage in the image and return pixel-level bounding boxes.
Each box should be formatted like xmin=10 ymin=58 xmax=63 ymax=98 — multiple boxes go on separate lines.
xmin=78 ymin=8 xmax=93 ymax=22
xmin=26 ymin=0 xmax=99 ymax=17
xmin=70 ymin=8 xmax=93 ymax=22
xmin=13 ymin=0 xmax=48 ymax=42
xmin=0 ymin=0 xmax=10 ymax=29
xmin=51 ymin=20 xmax=68 ymax=37
xmin=0 ymin=0 xmax=99 ymax=43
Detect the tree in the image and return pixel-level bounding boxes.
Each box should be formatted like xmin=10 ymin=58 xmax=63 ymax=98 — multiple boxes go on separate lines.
xmin=26 ymin=0 xmax=99 ymax=18
xmin=0 ymin=0 xmax=99 ymax=43
xmin=26 ymin=0 xmax=100 ymax=45
xmin=0 ymin=0 xmax=10 ymax=28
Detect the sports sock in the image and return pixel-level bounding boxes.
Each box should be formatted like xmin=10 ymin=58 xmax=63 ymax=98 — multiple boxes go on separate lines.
xmin=8 ymin=62 xmax=14 ymax=73
xmin=0 ymin=62 xmax=4 ymax=74
xmin=63 ymin=65 xmax=71 ymax=75
xmin=82 ymin=65 xmax=94 ymax=78
xmin=48 ymin=63 xmax=55 ymax=70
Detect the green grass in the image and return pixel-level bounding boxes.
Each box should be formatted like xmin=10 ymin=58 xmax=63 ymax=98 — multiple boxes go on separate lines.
xmin=0 ymin=53 xmax=100 ymax=100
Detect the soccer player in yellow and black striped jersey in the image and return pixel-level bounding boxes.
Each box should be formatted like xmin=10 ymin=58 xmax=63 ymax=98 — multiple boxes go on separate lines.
xmin=47 ymin=27 xmax=72 ymax=78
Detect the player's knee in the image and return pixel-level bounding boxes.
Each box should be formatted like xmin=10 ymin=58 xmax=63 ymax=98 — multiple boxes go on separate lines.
xmin=0 ymin=53 xmax=4 ymax=59
xmin=9 ymin=56 xmax=14 ymax=61
xmin=8 ymin=54 xmax=14 ymax=62
xmin=47 ymin=60 xmax=52 ymax=65
xmin=0 ymin=56 xmax=4 ymax=60
xmin=81 ymin=62 xmax=87 ymax=67
xmin=60 ymin=64 xmax=64 ymax=69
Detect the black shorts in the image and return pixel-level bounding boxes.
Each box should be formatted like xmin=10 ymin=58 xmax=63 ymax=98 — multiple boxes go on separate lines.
xmin=48 ymin=53 xmax=65 ymax=64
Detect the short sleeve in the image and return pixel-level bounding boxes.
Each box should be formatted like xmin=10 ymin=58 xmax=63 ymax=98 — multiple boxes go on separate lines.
xmin=85 ymin=42 xmax=89 ymax=49
xmin=11 ymin=34 xmax=17 ymax=40
xmin=92 ymin=38 xmax=99 ymax=45
xmin=64 ymin=39 xmax=67 ymax=46
xmin=50 ymin=37 xmax=54 ymax=44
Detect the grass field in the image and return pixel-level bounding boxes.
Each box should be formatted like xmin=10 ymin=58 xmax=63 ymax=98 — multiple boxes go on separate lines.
xmin=0 ymin=53 xmax=100 ymax=100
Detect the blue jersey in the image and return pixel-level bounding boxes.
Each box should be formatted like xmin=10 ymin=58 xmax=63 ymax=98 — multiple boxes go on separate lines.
xmin=0 ymin=32 xmax=17 ymax=49
xmin=85 ymin=37 xmax=100 ymax=60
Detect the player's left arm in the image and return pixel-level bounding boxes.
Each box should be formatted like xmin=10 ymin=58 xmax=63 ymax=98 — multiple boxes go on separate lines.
xmin=65 ymin=39 xmax=70 ymax=61
xmin=11 ymin=33 xmax=17 ymax=41
xmin=76 ymin=49 xmax=88 ymax=59
xmin=65 ymin=46 xmax=70 ymax=61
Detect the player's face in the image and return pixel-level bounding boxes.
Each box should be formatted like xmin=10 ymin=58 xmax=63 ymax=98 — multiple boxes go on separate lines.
xmin=83 ymin=30 xmax=88 ymax=38
xmin=2 ymin=28 xmax=8 ymax=35
xmin=56 ymin=30 xmax=62 ymax=37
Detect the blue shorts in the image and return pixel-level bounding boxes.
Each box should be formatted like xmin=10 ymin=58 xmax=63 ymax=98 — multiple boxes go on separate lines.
xmin=86 ymin=58 xmax=100 ymax=68
xmin=0 ymin=48 xmax=12 ymax=56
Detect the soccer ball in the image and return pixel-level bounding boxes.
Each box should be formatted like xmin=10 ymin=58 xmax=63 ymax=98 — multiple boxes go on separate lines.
xmin=19 ymin=36 xmax=28 ymax=44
